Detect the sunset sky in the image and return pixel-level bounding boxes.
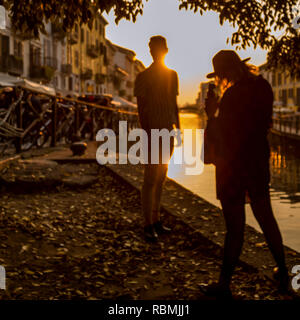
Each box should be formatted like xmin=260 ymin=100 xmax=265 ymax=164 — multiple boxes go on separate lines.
xmin=105 ymin=0 xmax=268 ymax=106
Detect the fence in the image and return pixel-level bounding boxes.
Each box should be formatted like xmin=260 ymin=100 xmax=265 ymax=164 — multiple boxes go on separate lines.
xmin=0 ymin=89 xmax=139 ymax=157
xmin=272 ymin=114 xmax=300 ymax=138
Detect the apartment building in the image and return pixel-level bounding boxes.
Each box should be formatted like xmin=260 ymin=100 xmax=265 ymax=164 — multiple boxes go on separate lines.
xmin=195 ymin=81 xmax=213 ymax=110
xmin=260 ymin=64 xmax=300 ymax=111
xmin=0 ymin=11 xmax=58 ymax=86
xmin=0 ymin=6 xmax=145 ymax=101
xmin=64 ymin=14 xmax=108 ymax=95
xmin=106 ymin=42 xmax=145 ymax=102
xmin=0 ymin=7 xmax=109 ymax=96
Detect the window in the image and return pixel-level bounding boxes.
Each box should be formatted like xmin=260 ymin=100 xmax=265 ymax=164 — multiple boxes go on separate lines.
xmin=81 ymin=28 xmax=84 ymax=42
xmin=75 ymin=51 xmax=79 ymax=68
xmin=61 ymin=76 xmax=66 ymax=89
xmin=281 ymin=89 xmax=287 ymax=106
xmin=43 ymin=38 xmax=51 ymax=58
xmin=1 ymin=35 xmax=9 ymax=56
xmin=272 ymin=73 xmax=276 ymax=86
xmin=68 ymin=77 xmax=73 ymax=91
xmin=283 ymin=72 xmax=286 ymax=85
xmin=14 ymin=40 xmax=23 ymax=57
xmin=86 ymin=30 xmax=89 ymax=45
xmin=278 ymin=73 xmax=282 ymax=86
xmin=288 ymin=88 xmax=294 ymax=98
xmin=30 ymin=46 xmax=41 ymax=65
xmin=297 ymin=88 xmax=300 ymax=107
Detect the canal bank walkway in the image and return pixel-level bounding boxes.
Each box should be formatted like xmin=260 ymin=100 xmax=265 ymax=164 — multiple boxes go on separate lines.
xmin=0 ymin=142 xmax=299 ymax=300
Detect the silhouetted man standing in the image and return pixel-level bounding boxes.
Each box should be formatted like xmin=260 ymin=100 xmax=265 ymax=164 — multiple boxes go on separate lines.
xmin=134 ymin=36 xmax=180 ymax=242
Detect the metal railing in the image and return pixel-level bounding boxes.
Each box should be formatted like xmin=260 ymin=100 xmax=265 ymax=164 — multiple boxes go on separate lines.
xmin=272 ymin=114 xmax=300 ymax=138
xmin=0 ymin=55 xmax=23 ymax=76
xmin=0 ymin=89 xmax=139 ymax=157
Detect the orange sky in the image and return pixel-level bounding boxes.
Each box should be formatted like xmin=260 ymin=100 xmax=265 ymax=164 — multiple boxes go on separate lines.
xmin=105 ymin=0 xmax=268 ymax=106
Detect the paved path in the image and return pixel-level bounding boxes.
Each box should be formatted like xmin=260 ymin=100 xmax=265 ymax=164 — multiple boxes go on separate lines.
xmin=39 ymin=142 xmax=300 ymax=282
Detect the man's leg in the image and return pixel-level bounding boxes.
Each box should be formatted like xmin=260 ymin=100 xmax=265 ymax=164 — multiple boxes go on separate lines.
xmin=152 ymin=164 xmax=168 ymax=223
xmin=141 ymin=164 xmax=161 ymax=241
xmin=152 ymin=138 xmax=174 ymax=225
xmin=141 ymin=164 xmax=158 ymax=226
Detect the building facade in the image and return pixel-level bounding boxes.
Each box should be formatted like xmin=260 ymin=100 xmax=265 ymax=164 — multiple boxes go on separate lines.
xmin=63 ymin=15 xmax=108 ymax=96
xmin=0 ymin=6 xmax=145 ymax=101
xmin=106 ymin=42 xmax=145 ymax=102
xmin=260 ymin=64 xmax=300 ymax=111
xmin=195 ymin=81 xmax=213 ymax=110
xmin=0 ymin=12 xmax=58 ymax=87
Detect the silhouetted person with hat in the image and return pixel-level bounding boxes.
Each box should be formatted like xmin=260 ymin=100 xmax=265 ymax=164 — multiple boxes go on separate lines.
xmin=201 ymin=50 xmax=289 ymax=298
xmin=134 ymin=36 xmax=180 ymax=242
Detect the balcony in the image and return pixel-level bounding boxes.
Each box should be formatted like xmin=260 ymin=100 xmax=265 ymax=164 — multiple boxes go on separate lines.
xmin=30 ymin=57 xmax=57 ymax=82
xmin=81 ymin=68 xmax=93 ymax=80
xmin=61 ymin=63 xmax=72 ymax=74
xmin=43 ymin=57 xmax=58 ymax=70
xmin=30 ymin=65 xmax=55 ymax=82
xmin=95 ymin=73 xmax=106 ymax=84
xmin=69 ymin=32 xmax=78 ymax=45
xmin=13 ymin=28 xmax=35 ymax=40
xmin=86 ymin=45 xmax=99 ymax=59
xmin=0 ymin=55 xmax=23 ymax=76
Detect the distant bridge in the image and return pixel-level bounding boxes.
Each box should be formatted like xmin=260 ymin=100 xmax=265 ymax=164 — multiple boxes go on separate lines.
xmin=179 ymin=106 xmax=202 ymax=114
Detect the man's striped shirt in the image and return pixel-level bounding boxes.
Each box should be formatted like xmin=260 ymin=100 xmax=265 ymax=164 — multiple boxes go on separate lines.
xmin=134 ymin=62 xmax=179 ymax=131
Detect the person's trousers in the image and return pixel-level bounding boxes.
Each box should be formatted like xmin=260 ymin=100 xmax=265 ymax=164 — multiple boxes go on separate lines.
xmin=219 ymin=190 xmax=286 ymax=284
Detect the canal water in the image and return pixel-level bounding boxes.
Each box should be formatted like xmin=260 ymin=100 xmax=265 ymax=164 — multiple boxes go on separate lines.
xmin=168 ymin=113 xmax=300 ymax=252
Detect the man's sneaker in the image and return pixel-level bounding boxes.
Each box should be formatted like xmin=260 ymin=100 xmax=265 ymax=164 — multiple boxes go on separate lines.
xmin=144 ymin=225 xmax=158 ymax=243
xmin=153 ymin=221 xmax=171 ymax=235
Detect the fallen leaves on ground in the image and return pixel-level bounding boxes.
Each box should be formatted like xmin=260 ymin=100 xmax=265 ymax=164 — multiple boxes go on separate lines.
xmin=0 ymin=163 xmax=289 ymax=300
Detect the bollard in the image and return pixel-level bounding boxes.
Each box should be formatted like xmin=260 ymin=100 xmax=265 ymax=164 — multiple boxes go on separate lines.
xmin=90 ymin=108 xmax=95 ymax=141
xmin=51 ymin=98 xmax=57 ymax=147
xmin=15 ymin=101 xmax=23 ymax=153
xmin=74 ymin=104 xmax=80 ymax=137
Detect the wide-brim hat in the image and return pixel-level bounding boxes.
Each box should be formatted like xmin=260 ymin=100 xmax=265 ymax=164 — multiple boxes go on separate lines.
xmin=206 ymin=50 xmax=251 ymax=79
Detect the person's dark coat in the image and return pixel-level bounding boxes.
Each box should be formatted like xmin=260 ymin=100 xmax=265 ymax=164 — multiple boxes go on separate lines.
xmin=214 ymin=75 xmax=273 ymax=201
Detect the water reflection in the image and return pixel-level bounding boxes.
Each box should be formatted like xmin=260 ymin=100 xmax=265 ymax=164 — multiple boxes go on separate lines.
xmin=269 ymin=135 xmax=300 ymax=204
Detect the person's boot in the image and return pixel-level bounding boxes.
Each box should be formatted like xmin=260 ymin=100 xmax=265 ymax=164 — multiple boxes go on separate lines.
xmin=144 ymin=225 xmax=158 ymax=243
xmin=153 ymin=221 xmax=171 ymax=235
xmin=273 ymin=266 xmax=291 ymax=294
xmin=199 ymin=282 xmax=232 ymax=299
